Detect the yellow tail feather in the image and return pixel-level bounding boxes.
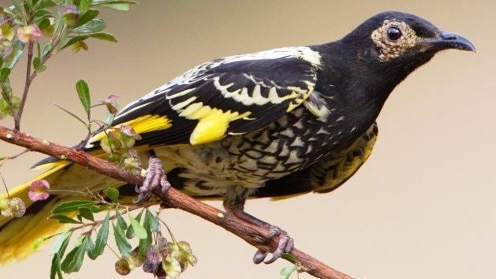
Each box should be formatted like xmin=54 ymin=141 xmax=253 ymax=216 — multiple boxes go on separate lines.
xmin=0 ymin=161 xmax=125 ymax=264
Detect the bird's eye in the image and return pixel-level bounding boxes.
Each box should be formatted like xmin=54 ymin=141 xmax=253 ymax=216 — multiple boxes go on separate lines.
xmin=387 ymin=26 xmax=402 ymax=41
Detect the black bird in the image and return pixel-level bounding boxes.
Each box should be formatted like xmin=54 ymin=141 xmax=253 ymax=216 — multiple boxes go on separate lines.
xmin=0 ymin=11 xmax=474 ymax=265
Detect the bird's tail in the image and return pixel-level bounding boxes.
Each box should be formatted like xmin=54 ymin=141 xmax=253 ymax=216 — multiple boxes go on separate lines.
xmin=0 ymin=160 xmax=125 ymax=264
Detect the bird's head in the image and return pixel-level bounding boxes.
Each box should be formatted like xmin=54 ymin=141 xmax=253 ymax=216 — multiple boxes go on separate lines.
xmin=341 ymin=11 xmax=475 ymax=70
xmin=321 ymin=11 xmax=475 ymax=125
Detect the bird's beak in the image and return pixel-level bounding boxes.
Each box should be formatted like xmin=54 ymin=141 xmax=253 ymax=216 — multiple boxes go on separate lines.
xmin=422 ymin=31 xmax=476 ymax=52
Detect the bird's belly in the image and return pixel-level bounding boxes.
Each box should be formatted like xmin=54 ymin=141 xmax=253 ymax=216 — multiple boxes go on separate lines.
xmin=154 ymin=138 xmax=310 ymax=197
xmin=153 ymin=108 xmax=360 ymax=197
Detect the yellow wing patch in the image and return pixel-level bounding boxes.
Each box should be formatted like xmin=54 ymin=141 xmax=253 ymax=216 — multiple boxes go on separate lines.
xmin=90 ymin=114 xmax=172 ymax=144
xmin=181 ymin=103 xmax=251 ymax=145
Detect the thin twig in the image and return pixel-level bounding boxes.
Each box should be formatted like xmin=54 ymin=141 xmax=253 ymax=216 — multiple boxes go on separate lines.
xmin=14 ymin=41 xmax=34 ymax=130
xmin=0 ymin=172 xmax=10 ymax=199
xmin=13 ymin=19 xmax=59 ymax=131
xmin=0 ymin=126 xmax=354 ymax=279
xmin=0 ymin=148 xmax=29 ymax=163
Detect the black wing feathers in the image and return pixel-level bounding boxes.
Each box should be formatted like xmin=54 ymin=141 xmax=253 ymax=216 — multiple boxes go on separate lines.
xmin=111 ymin=48 xmax=321 ymax=146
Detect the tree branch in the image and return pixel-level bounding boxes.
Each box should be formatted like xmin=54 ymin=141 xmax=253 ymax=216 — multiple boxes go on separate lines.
xmin=0 ymin=126 xmax=354 ymax=279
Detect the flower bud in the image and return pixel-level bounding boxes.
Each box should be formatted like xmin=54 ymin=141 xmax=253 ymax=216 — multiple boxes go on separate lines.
xmin=115 ymin=258 xmax=131 ymax=276
xmin=60 ymin=4 xmax=80 ymax=26
xmin=17 ymin=24 xmax=41 ymax=43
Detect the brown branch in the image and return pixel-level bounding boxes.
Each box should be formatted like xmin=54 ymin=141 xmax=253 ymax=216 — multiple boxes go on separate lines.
xmin=0 ymin=126 xmax=354 ymax=279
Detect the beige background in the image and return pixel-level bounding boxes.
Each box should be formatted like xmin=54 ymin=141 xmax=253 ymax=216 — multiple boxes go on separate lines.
xmin=1 ymin=0 xmax=494 ymax=278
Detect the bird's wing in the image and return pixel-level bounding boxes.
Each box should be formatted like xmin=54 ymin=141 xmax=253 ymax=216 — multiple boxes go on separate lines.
xmin=97 ymin=46 xmax=323 ymax=147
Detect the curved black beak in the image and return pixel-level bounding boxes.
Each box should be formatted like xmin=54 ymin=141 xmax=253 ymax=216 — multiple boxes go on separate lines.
xmin=424 ymin=31 xmax=476 ymax=52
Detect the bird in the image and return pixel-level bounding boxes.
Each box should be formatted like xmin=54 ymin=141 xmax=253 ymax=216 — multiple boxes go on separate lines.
xmin=0 ymin=11 xmax=474 ymax=265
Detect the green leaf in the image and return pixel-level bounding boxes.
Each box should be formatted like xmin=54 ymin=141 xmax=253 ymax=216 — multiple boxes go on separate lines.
xmin=35 ymin=40 xmax=40 ymax=56
xmin=77 ymin=207 xmax=94 ymax=221
xmin=92 ymin=0 xmax=137 ymax=11
xmin=50 ymin=253 xmax=64 ymax=279
xmin=61 ymin=236 xmax=88 ymax=273
xmin=73 ymin=18 xmax=106 ymax=33
xmin=102 ymin=188 xmax=119 ymax=203
xmin=73 ymin=10 xmax=99 ymax=28
xmin=125 ymin=221 xmax=135 ymax=239
xmin=52 ymin=200 xmax=98 ymax=214
xmin=99 ymin=3 xmax=131 ymax=10
xmin=38 ymin=17 xmax=52 ymax=30
xmin=113 ymin=223 xmax=132 ymax=257
xmin=139 ymin=209 xmax=155 ymax=255
xmin=115 ymin=210 xmax=127 ymax=230
xmin=41 ymin=43 xmax=52 ymax=58
xmin=139 ymin=230 xmax=152 ymax=256
xmin=85 ymin=236 xmax=96 ymax=259
xmin=88 ymin=204 xmax=107 ymax=213
xmin=60 ymin=35 xmax=89 ymax=50
xmin=50 ymin=232 xmax=67 ymax=279
xmin=280 ymin=265 xmax=298 ymax=279
xmin=126 ymin=210 xmax=143 ymax=238
xmin=89 ymin=32 xmax=117 ymax=42
xmin=50 ymin=214 xmax=83 ymax=224
xmin=37 ymin=64 xmax=47 ymax=73
xmin=50 ymin=231 xmax=73 ymax=257
xmin=93 ymin=212 xmax=110 ymax=258
xmin=44 ymin=0 xmax=57 ymax=8
xmin=0 ymin=68 xmax=11 ymax=83
xmin=79 ymin=0 xmax=91 ymax=14
xmin=33 ymin=8 xmax=53 ymax=22
xmin=135 ymin=210 xmax=143 ymax=222
xmin=144 ymin=208 xmax=159 ymax=232
xmin=33 ymin=57 xmax=41 ymax=71
xmin=3 ymin=41 xmax=25 ymax=69
xmin=130 ymin=217 xmax=147 ymax=239
xmin=38 ymin=0 xmax=57 ymax=9
xmin=76 ymin=79 xmax=91 ymax=115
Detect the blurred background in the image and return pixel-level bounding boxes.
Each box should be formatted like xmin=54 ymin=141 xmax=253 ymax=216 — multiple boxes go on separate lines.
xmin=1 ymin=0 xmax=494 ymax=278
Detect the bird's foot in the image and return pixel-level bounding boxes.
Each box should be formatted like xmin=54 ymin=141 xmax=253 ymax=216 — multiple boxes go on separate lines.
xmin=135 ymin=156 xmax=171 ymax=203
xmin=252 ymin=225 xmax=294 ymax=264
xmin=228 ymin=207 xmax=294 ymax=264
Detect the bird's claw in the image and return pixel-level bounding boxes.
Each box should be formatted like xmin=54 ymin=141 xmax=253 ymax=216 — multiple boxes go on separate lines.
xmin=252 ymin=225 xmax=294 ymax=264
xmin=135 ymin=157 xmax=171 ymax=203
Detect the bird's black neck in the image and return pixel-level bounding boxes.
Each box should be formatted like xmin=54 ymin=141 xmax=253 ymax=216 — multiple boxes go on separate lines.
xmin=311 ymin=41 xmax=434 ymax=137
